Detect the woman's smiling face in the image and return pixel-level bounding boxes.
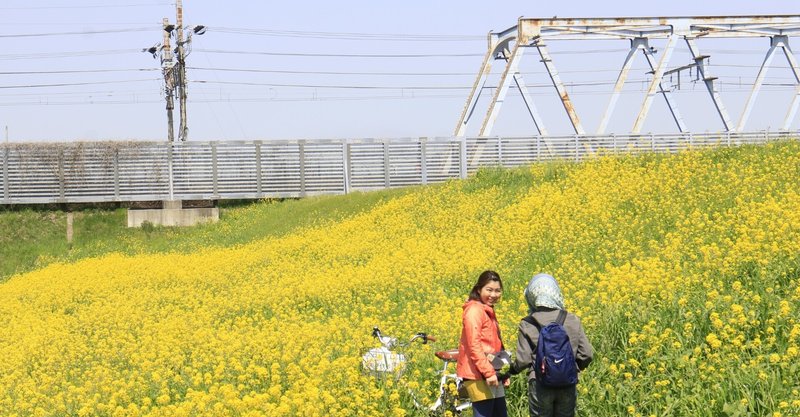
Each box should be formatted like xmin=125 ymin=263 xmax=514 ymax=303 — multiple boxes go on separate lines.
xmin=479 ymin=281 xmax=502 ymax=306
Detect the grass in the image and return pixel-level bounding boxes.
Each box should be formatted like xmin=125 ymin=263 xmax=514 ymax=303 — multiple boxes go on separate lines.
xmin=0 ymin=187 xmax=417 ymax=282
xmin=0 ymin=162 xmax=554 ymax=282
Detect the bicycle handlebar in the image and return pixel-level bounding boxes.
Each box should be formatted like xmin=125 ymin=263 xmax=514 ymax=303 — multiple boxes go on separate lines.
xmin=372 ymin=326 xmax=437 ymax=345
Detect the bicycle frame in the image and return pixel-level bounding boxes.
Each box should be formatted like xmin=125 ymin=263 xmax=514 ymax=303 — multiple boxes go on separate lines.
xmin=430 ymin=352 xmax=472 ymax=413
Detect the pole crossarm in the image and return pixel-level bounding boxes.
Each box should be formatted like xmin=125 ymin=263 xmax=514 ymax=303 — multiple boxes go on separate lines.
xmin=458 ymin=15 xmax=800 ymax=138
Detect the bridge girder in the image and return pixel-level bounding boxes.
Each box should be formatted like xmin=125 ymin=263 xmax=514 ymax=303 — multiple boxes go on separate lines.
xmin=455 ymin=15 xmax=800 ymax=137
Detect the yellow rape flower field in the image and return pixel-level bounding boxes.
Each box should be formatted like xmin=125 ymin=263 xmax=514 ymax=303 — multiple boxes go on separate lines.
xmin=2 ymin=141 xmax=800 ymax=417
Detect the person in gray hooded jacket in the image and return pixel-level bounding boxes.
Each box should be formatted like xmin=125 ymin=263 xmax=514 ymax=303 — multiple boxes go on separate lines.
xmin=509 ymin=273 xmax=593 ymax=417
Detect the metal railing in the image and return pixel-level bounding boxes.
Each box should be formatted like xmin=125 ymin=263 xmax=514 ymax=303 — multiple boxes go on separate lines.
xmin=0 ymin=131 xmax=796 ymax=205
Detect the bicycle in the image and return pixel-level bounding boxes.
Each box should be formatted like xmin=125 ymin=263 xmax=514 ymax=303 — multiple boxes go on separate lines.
xmin=361 ymin=326 xmax=472 ymax=416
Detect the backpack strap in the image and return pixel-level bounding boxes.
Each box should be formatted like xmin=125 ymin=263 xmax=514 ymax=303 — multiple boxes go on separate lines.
xmin=522 ymin=314 xmax=540 ymax=329
xmin=521 ymin=310 xmax=568 ymax=350
xmin=527 ymin=308 xmax=568 ymax=327
xmin=555 ymin=309 xmax=567 ymax=326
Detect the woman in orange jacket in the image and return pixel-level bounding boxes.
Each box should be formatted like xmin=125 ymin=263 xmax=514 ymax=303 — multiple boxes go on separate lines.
xmin=456 ymin=270 xmax=507 ymax=417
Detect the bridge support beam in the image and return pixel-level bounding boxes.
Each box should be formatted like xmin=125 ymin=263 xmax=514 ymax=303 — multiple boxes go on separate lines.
xmin=633 ymin=35 xmax=678 ymax=133
xmin=479 ymin=43 xmax=527 ymax=136
xmin=780 ymin=38 xmax=800 ymax=131
xmin=685 ymin=37 xmax=733 ymax=132
xmin=535 ymin=42 xmax=584 ymax=135
xmin=454 ymin=49 xmax=493 ymax=137
xmin=599 ymin=37 xmax=686 ymax=134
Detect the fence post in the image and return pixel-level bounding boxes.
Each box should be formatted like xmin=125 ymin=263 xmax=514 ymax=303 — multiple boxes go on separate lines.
xmin=255 ymin=141 xmax=262 ymax=197
xmin=611 ymin=134 xmax=617 ymax=154
xmin=57 ymin=147 xmax=65 ymax=202
xmin=420 ymin=137 xmax=428 ymax=185
xmin=459 ymin=137 xmax=467 ymax=179
xmin=299 ymin=140 xmax=306 ymax=197
xmin=727 ymin=131 xmax=731 ymax=146
xmin=2 ymin=146 xmax=9 ymax=204
xmin=574 ymin=135 xmax=580 ymax=162
xmin=167 ymin=142 xmax=175 ymax=201
xmin=536 ymin=135 xmax=541 ymax=162
xmin=497 ymin=136 xmax=503 ymax=167
xmin=211 ymin=141 xmax=219 ymax=198
xmin=342 ymin=140 xmax=351 ymax=194
xmin=383 ymin=140 xmax=391 ymax=188
xmin=650 ymin=134 xmax=655 ymax=153
xmin=113 ymin=148 xmax=120 ymax=201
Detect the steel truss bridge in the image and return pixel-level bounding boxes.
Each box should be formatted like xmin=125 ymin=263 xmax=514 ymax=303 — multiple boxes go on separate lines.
xmin=1 ymin=131 xmax=796 ymax=205
xmin=455 ymin=15 xmax=800 ymax=137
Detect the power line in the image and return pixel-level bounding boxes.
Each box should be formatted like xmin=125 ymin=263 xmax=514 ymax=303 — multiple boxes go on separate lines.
xmin=192 ymin=80 xmax=473 ymax=90
xmin=190 ymin=79 xmax=652 ymax=90
xmin=0 ymin=78 xmax=161 ymax=90
xmin=0 ymin=68 xmax=159 ymax=75
xmin=187 ymin=65 xmax=800 ymax=79
xmin=193 ymin=48 xmax=638 ymax=58
xmin=2 ymin=85 xmax=796 ymax=107
xmin=1 ymin=88 xmax=161 ymax=97
xmin=0 ymin=49 xmax=138 ymax=60
xmin=210 ymin=27 xmax=485 ymax=42
xmin=0 ymin=27 xmax=156 ymax=38
xmin=187 ymin=66 xmax=476 ymax=76
xmin=0 ymin=2 xmax=171 ymax=10
xmin=195 ymin=48 xmax=483 ymax=58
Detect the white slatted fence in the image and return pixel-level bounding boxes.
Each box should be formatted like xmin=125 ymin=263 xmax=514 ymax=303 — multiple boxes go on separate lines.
xmin=0 ymin=131 xmax=796 ymax=204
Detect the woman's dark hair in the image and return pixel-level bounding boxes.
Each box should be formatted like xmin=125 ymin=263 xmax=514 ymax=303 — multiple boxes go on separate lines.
xmin=468 ymin=270 xmax=503 ymax=301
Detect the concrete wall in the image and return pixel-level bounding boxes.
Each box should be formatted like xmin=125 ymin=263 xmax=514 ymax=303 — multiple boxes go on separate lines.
xmin=127 ymin=200 xmax=219 ymax=227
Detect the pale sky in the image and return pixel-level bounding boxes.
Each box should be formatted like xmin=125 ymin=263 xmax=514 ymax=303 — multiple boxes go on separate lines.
xmin=1 ymin=0 xmax=799 ymax=141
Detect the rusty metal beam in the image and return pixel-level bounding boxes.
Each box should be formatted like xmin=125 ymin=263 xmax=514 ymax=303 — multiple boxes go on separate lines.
xmin=685 ymin=37 xmax=733 ymax=131
xmin=737 ymin=37 xmax=782 ymax=132
xmin=535 ymin=42 xmax=585 ymax=135
xmin=781 ymin=38 xmax=800 ymax=130
xmin=598 ymin=37 xmax=685 ymax=134
xmin=596 ymin=40 xmax=639 ymax=134
xmin=633 ymin=35 xmax=678 ymax=133
xmin=454 ymin=48 xmax=493 ymax=137
xmin=641 ymin=43 xmax=686 ymax=132
xmin=517 ymin=15 xmax=800 ymax=41
xmin=479 ymin=43 xmax=526 ymax=136
xmin=512 ymin=73 xmax=548 ymax=136
xmin=455 ymin=30 xmax=517 ymax=137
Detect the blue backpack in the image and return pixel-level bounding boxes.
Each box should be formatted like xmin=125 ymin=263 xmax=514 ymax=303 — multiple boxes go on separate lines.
xmin=523 ymin=310 xmax=578 ymax=387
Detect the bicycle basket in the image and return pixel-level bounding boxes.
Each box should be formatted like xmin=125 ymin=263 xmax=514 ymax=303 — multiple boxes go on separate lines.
xmin=361 ymin=347 xmax=406 ymax=375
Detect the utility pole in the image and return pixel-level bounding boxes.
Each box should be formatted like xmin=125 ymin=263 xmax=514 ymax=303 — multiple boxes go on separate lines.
xmin=145 ymin=1 xmax=204 ymax=142
xmin=162 ymin=18 xmax=176 ymax=142
xmin=175 ymin=0 xmax=188 ymax=141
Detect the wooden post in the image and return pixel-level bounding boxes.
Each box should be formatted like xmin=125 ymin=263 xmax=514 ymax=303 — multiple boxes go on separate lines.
xmin=66 ymin=212 xmax=74 ymax=247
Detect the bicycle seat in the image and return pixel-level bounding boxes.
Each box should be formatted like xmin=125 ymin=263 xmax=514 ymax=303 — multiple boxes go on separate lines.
xmin=435 ymin=349 xmax=460 ymax=361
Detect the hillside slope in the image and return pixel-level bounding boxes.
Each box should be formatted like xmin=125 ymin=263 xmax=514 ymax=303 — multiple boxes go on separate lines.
xmin=1 ymin=142 xmax=799 ymax=417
